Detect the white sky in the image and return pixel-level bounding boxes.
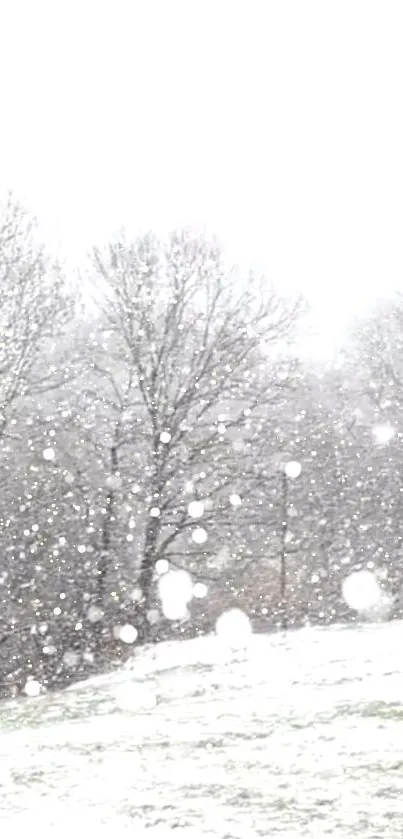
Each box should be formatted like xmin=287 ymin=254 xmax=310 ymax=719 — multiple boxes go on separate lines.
xmin=0 ymin=1 xmax=402 ymax=355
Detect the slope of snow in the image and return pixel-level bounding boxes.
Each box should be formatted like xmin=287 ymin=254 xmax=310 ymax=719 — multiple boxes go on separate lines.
xmin=1 ymin=623 xmax=403 ymax=837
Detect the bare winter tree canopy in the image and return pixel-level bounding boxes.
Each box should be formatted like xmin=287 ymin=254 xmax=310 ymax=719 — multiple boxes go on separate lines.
xmin=88 ymin=230 xmax=304 ymax=628
xmin=0 ymin=214 xmax=402 ymax=700
xmin=0 ymin=195 xmax=74 ymax=435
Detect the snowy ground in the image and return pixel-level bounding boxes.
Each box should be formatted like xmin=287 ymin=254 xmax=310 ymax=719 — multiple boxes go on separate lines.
xmin=1 ymin=622 xmax=403 ymax=838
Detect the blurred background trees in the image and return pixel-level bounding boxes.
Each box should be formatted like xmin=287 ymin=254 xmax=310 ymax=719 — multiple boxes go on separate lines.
xmin=1 ymin=197 xmax=402 ymax=697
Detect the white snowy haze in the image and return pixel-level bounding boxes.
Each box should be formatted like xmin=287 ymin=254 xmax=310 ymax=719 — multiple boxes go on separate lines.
xmin=0 ymin=1 xmax=402 ymax=356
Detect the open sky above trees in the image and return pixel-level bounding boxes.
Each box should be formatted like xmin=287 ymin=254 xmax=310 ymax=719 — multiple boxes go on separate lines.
xmin=0 ymin=1 xmax=402 ymax=359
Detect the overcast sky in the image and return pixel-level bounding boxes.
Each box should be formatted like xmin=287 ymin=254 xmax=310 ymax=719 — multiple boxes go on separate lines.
xmin=0 ymin=1 xmax=402 ymax=355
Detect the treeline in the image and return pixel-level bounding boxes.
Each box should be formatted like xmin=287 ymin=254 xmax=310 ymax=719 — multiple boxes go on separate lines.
xmin=0 ymin=195 xmax=401 ymax=697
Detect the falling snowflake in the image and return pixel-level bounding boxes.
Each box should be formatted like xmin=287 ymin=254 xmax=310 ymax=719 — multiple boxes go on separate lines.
xmin=87 ymin=605 xmax=103 ymax=623
xmin=192 ymin=527 xmax=208 ymax=544
xmin=188 ymin=500 xmax=204 ymax=519
xmin=43 ymin=645 xmax=57 ymax=656
xmin=43 ymin=447 xmax=55 ymax=461
xmin=215 ymin=608 xmax=252 ymax=645
xmin=158 ymin=569 xmax=193 ymax=620
xmin=160 ymin=431 xmax=171 ymax=444
xmin=342 ymin=570 xmax=385 ymax=613
xmin=146 ymin=608 xmax=160 ymax=625
xmin=155 ymin=558 xmax=169 ymax=575
xmin=193 ymin=582 xmax=208 ymax=598
xmin=229 ymin=494 xmax=242 ymax=507
xmin=372 ymin=424 xmax=395 ymax=445
xmin=213 ymin=545 xmax=231 ymax=569
xmin=162 ymin=601 xmax=190 ymax=621
xmin=23 ymin=679 xmax=41 ymax=697
xmin=63 ymin=650 xmax=80 ymax=668
xmin=83 ymin=650 xmax=94 ymax=664
xmin=106 ymin=474 xmax=123 ymax=490
xmin=113 ymin=623 xmax=138 ymax=644
xmin=284 ymin=460 xmax=302 ymax=478
xmin=150 ymin=506 xmax=160 ymax=517
xmin=129 ymin=587 xmax=142 ymax=602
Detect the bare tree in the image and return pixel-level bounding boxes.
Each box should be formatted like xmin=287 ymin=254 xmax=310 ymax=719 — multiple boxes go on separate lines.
xmin=90 ymin=229 xmax=303 ymax=635
xmin=0 ymin=195 xmax=78 ymax=662
xmin=0 ymin=194 xmax=74 ymax=435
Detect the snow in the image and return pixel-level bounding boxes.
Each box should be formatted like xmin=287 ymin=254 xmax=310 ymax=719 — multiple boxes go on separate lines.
xmin=3 ymin=623 xmax=403 ymax=836
xmin=114 ymin=682 xmax=157 ymax=712
xmin=63 ymin=651 xmax=80 ymax=668
xmin=160 ymin=431 xmax=171 ymax=444
xmin=42 ymin=447 xmax=55 ymax=461
xmin=113 ymin=623 xmax=138 ymax=644
xmin=158 ymin=569 xmax=193 ymax=620
xmin=0 ymin=622 xmax=403 ymax=839
xmin=187 ymin=500 xmax=204 ymax=518
xmin=129 ymin=587 xmax=142 ymax=602
xmin=213 ymin=544 xmax=231 ymax=569
xmin=372 ymin=424 xmax=395 ymax=444
xmin=342 ymin=570 xmax=383 ymax=612
xmin=284 ymin=460 xmax=302 ymax=478
xmin=215 ymin=608 xmax=252 ymax=645
xmin=106 ymin=474 xmax=123 ymax=489
xmin=160 ymin=601 xmax=190 ymax=622
xmin=229 ymin=493 xmax=242 ymax=506
xmin=192 ymin=582 xmax=208 ymax=598
xmin=23 ymin=678 xmax=41 ymax=697
xmin=87 ymin=605 xmax=104 ymax=623
xmin=155 ymin=558 xmax=169 ymax=575
xmin=191 ymin=526 xmax=208 ymax=544
xmin=150 ymin=506 xmax=160 ymax=517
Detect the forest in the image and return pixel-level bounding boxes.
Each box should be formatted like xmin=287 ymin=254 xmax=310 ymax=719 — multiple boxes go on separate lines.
xmin=0 ymin=195 xmax=401 ymax=697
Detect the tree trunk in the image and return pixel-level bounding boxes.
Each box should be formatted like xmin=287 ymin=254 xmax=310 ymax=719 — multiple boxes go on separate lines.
xmin=279 ymin=470 xmax=288 ymax=630
xmin=136 ymin=515 xmax=161 ymax=641
xmin=98 ymin=444 xmax=118 ymax=605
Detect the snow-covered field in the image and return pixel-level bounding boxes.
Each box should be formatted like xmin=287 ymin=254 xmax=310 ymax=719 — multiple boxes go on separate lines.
xmin=1 ymin=622 xmax=403 ymax=838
